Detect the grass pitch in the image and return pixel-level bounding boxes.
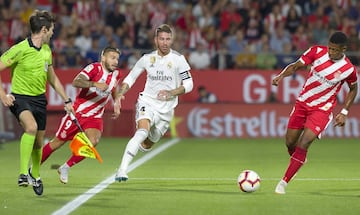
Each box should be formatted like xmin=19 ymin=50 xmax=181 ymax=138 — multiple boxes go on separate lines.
xmin=0 ymin=137 xmax=360 ymax=215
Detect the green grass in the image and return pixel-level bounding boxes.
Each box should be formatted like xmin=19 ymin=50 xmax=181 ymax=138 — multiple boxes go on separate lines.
xmin=1 ymin=138 xmax=360 ymax=215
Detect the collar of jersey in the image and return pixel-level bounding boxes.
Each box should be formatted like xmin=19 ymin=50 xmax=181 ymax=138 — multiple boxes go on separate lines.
xmin=27 ymin=37 xmax=41 ymax=51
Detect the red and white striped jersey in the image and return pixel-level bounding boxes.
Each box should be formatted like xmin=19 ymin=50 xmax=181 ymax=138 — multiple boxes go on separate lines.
xmin=73 ymin=62 xmax=122 ymax=118
xmin=298 ymin=45 xmax=358 ymax=111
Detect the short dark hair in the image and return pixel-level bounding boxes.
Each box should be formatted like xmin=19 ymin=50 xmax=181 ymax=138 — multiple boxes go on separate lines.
xmin=329 ymin=31 xmax=348 ymax=46
xmin=155 ymin=24 xmax=173 ymax=37
xmin=101 ymin=46 xmax=121 ymax=56
xmin=29 ymin=10 xmax=55 ymax=34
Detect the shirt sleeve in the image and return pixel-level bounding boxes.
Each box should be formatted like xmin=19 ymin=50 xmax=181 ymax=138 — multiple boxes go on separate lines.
xmin=299 ymin=46 xmax=320 ymax=66
xmin=178 ymin=55 xmax=191 ymax=74
xmin=0 ymin=44 xmax=23 ymax=67
xmin=123 ymin=56 xmax=145 ymax=88
xmin=80 ymin=63 xmax=97 ymax=80
xmin=178 ymin=55 xmax=192 ymax=81
xmin=346 ymin=66 xmax=358 ymax=86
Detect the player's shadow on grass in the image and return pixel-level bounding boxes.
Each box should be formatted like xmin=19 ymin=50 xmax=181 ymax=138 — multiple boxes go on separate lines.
xmin=115 ymin=187 xmax=239 ymax=195
xmin=109 ymin=181 xmax=246 ymax=196
xmin=307 ymin=189 xmax=360 ymax=198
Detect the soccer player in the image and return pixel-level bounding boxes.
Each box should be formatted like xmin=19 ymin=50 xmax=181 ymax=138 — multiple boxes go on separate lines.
xmin=41 ymin=47 xmax=122 ymax=184
xmin=272 ymin=31 xmax=358 ymax=194
xmin=114 ymin=24 xmax=193 ymax=182
xmin=0 ymin=10 xmax=74 ymax=196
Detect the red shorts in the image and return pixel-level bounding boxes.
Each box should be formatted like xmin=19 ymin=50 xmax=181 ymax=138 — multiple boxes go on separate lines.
xmin=287 ymin=102 xmax=333 ymax=136
xmin=55 ymin=114 xmax=103 ymax=141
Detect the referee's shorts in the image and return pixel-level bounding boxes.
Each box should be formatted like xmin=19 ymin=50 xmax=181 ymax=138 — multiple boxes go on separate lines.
xmin=9 ymin=93 xmax=47 ymax=130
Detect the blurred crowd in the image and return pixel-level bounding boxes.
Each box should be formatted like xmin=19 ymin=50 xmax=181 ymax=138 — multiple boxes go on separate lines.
xmin=1 ymin=0 xmax=360 ymax=70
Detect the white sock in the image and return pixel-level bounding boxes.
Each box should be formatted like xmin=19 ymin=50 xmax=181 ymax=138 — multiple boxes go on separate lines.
xmin=118 ymin=129 xmax=148 ymax=172
xmin=61 ymin=163 xmax=70 ymax=169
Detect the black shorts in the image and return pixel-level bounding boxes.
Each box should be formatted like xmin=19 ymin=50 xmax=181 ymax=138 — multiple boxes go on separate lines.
xmin=9 ymin=93 xmax=47 ymax=130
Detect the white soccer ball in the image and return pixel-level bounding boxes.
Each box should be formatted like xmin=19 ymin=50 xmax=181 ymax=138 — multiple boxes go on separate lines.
xmin=237 ymin=170 xmax=261 ymax=193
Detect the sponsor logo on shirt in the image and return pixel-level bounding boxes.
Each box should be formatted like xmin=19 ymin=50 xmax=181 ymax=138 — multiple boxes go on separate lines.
xmin=313 ymin=71 xmax=338 ymax=86
xmin=149 ymin=70 xmax=173 ymax=81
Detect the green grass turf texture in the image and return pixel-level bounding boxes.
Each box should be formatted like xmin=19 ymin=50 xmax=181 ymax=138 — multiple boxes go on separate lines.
xmin=0 ymin=137 xmax=360 ymax=215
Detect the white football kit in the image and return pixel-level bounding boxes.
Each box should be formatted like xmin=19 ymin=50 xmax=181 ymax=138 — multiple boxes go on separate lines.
xmin=124 ymin=49 xmax=193 ymax=139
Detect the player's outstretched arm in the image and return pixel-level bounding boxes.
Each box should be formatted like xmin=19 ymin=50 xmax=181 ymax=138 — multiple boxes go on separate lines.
xmin=272 ymin=60 xmax=304 ymax=86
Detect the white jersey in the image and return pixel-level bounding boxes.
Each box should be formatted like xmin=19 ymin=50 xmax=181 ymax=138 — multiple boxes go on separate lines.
xmin=124 ymin=49 xmax=192 ymax=113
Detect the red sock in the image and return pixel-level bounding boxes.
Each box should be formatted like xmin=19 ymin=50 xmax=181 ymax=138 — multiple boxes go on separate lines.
xmin=41 ymin=143 xmax=53 ymax=164
xmin=66 ymin=155 xmax=85 ymax=167
xmin=283 ymin=147 xmax=307 ymax=183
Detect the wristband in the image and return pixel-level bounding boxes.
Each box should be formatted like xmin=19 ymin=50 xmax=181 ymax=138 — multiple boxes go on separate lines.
xmin=340 ymin=108 xmax=348 ymax=116
xmin=64 ymin=98 xmax=72 ymax=105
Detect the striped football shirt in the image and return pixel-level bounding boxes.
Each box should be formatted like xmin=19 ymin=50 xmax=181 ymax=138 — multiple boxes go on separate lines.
xmin=297 ymin=45 xmax=358 ymax=111
xmin=74 ymin=62 xmax=122 ymax=118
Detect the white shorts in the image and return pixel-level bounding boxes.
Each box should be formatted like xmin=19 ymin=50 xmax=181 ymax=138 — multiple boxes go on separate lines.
xmin=135 ymin=97 xmax=174 ymax=141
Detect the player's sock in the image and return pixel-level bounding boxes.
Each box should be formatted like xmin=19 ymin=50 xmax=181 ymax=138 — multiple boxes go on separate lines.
xmin=283 ymin=146 xmax=307 ymax=183
xmin=118 ymin=129 xmax=148 ymax=172
xmin=31 ymin=148 xmax=42 ymax=178
xmin=41 ymin=143 xmax=53 ymax=164
xmin=66 ymin=155 xmax=85 ymax=167
xmin=20 ymin=133 xmax=36 ymax=175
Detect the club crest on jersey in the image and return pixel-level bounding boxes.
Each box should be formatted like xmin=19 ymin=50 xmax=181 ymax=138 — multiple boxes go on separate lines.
xmin=150 ymin=56 xmax=156 ymax=67
xmin=334 ymin=71 xmax=341 ymax=79
xmin=167 ymin=62 xmax=172 ymax=69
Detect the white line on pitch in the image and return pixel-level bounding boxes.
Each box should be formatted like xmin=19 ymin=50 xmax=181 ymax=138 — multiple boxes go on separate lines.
xmin=129 ymin=177 xmax=360 ymax=181
xmin=51 ymin=138 xmax=180 ymax=215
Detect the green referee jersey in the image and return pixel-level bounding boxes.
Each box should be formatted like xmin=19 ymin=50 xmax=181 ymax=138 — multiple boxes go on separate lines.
xmin=0 ymin=37 xmax=52 ymax=96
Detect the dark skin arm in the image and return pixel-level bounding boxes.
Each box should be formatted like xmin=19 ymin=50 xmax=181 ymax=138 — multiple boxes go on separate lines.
xmin=334 ymin=82 xmax=358 ymax=127
xmin=272 ymin=60 xmax=306 ymax=86
xmin=273 ymin=58 xmax=358 ymax=126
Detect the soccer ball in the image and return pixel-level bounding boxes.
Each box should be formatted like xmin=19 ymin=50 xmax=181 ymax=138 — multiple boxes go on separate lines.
xmin=237 ymin=170 xmax=261 ymax=193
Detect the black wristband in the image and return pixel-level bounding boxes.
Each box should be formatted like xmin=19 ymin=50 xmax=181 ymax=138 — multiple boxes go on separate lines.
xmin=64 ymin=98 xmax=72 ymax=104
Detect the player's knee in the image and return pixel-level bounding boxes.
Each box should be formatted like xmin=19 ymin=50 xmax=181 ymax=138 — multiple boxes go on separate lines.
xmin=285 ymin=137 xmax=297 ymax=147
xmin=49 ymin=138 xmax=66 ymax=150
xmin=24 ymin=124 xmax=38 ymax=135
